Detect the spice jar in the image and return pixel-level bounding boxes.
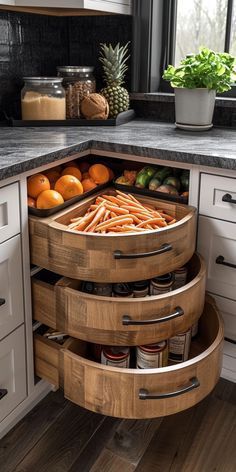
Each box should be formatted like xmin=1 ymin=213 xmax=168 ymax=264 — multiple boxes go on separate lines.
xmin=150 ymin=273 xmax=174 ymax=295
xmin=132 ymin=280 xmax=149 ymax=298
xmin=112 ymin=283 xmax=134 ymax=298
xmin=21 ymin=77 xmax=66 ymax=120
xmin=172 ymin=266 xmax=188 ymax=290
xmin=168 ymin=329 xmax=191 ymax=363
xmin=57 ymin=66 xmax=96 ymax=118
xmin=101 ymin=346 xmax=130 ymax=368
xmin=93 ymin=283 xmax=113 ymax=297
xmin=136 ymin=341 xmax=168 ymax=369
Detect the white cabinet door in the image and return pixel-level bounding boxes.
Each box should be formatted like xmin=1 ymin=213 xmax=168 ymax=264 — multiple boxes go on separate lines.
xmin=0 ymin=235 xmax=24 ymax=340
xmin=0 ymin=325 xmax=27 ymax=422
xmin=210 ymin=294 xmax=236 ymax=341
xmin=198 ymin=216 xmax=236 ymax=300
xmin=0 ymin=183 xmax=20 ymax=244
xmin=199 ymin=173 xmax=236 ymax=223
xmin=14 ymin=0 xmax=131 ymax=14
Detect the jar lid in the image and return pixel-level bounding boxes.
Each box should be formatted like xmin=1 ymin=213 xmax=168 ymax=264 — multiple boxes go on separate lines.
xmin=57 ymin=66 xmax=94 ymax=73
xmin=112 ymin=283 xmax=133 ymax=297
xmin=103 ymin=346 xmax=130 ymax=360
xmin=23 ymin=77 xmax=63 ymax=83
xmin=132 ymin=280 xmax=149 ymax=290
xmin=151 ymin=273 xmax=173 ymax=285
xmin=138 ymin=341 xmax=167 ymax=353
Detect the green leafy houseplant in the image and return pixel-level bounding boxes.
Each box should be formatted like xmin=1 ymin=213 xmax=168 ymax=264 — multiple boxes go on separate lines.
xmin=163 ymin=47 xmax=236 ymax=92
xmin=162 ymin=47 xmax=236 ymax=129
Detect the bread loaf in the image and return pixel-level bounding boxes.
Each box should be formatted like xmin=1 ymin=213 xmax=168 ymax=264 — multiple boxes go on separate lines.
xmin=81 ymin=93 xmax=109 ymax=120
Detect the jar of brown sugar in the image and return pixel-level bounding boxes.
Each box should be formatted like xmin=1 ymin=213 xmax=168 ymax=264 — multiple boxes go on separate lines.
xmin=57 ymin=66 xmax=96 ymax=118
xmin=21 ymin=77 xmax=66 ymax=120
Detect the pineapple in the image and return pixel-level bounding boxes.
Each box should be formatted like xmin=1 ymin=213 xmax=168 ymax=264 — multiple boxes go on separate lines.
xmin=99 ymin=42 xmax=130 ymax=118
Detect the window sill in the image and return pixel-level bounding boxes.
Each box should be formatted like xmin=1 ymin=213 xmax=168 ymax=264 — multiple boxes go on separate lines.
xmin=130 ymin=92 xmax=236 ymax=109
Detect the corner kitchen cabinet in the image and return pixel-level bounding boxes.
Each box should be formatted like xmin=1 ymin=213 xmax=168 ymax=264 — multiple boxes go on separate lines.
xmin=0 ymin=0 xmax=132 ymax=15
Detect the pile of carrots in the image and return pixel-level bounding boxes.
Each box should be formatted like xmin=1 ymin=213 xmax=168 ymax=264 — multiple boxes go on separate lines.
xmin=68 ymin=190 xmax=177 ymax=234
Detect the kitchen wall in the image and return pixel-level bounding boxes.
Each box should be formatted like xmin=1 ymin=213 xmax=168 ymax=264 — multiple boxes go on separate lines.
xmin=0 ymin=10 xmax=132 ymax=118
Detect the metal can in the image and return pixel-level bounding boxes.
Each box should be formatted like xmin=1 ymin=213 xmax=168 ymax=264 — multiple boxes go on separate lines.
xmin=168 ymin=329 xmax=191 ymax=363
xmin=172 ymin=266 xmax=188 ymax=290
xmin=101 ymin=346 xmax=130 ymax=368
xmin=132 ymin=280 xmax=149 ymax=298
xmin=136 ymin=341 xmax=168 ymax=369
xmin=150 ymin=273 xmax=174 ymax=295
xmin=112 ymin=283 xmax=134 ymax=298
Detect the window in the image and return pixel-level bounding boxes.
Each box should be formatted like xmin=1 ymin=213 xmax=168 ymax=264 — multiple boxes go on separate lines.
xmin=132 ymin=0 xmax=236 ymax=96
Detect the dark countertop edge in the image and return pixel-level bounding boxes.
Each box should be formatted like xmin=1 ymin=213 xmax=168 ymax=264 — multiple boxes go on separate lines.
xmin=130 ymin=92 xmax=236 ymax=108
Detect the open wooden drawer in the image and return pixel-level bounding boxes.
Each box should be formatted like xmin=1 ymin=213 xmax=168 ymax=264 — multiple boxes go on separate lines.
xmin=29 ymin=188 xmax=197 ymax=283
xmin=32 ymin=253 xmax=206 ymax=346
xmin=34 ymin=296 xmax=224 ymax=419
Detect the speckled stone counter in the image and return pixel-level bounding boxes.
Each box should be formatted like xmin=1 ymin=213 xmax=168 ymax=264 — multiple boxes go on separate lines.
xmin=0 ymin=120 xmax=235 ymax=181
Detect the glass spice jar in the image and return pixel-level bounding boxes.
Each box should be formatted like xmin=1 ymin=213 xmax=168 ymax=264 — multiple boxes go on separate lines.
xmin=21 ymin=77 xmax=66 ymax=120
xmin=57 ymin=66 xmax=96 ymax=118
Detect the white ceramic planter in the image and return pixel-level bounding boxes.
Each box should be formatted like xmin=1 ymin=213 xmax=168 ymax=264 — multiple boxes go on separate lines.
xmin=174 ymin=88 xmax=216 ymax=127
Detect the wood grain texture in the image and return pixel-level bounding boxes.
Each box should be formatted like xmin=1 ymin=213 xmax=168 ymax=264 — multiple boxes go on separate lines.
xmin=90 ymin=449 xmax=135 ymax=472
xmin=32 ymin=253 xmax=206 ymax=345
xmin=63 ymin=298 xmax=224 ymax=419
xmin=29 ymin=189 xmax=197 ymax=283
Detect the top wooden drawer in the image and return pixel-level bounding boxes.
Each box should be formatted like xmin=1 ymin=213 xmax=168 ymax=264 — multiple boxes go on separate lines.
xmin=0 ymin=183 xmax=20 ymax=244
xmin=199 ymin=174 xmax=236 ymax=222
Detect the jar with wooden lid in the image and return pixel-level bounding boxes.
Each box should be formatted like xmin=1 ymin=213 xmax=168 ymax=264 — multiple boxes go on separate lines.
xmin=21 ymin=77 xmax=66 ymax=120
xmin=57 ymin=66 xmax=96 ymax=118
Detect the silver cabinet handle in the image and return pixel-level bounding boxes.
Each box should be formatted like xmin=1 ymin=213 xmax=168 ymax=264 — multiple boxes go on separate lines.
xmin=139 ymin=377 xmax=200 ymax=400
xmin=122 ymin=306 xmax=184 ymax=326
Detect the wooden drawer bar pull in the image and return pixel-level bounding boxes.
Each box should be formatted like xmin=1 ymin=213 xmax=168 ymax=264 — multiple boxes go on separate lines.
xmin=0 ymin=298 xmax=6 ymax=306
xmin=216 ymin=255 xmax=236 ymax=269
xmin=0 ymin=389 xmax=8 ymax=400
xmin=139 ymin=377 xmax=200 ymax=400
xmin=114 ymin=243 xmax=172 ymax=260
xmin=122 ymin=306 xmax=184 ymax=326
xmin=222 ymin=193 xmax=236 ymax=204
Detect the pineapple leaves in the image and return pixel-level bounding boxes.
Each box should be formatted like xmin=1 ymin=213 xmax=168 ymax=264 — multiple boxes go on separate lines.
xmin=99 ymin=42 xmax=130 ymax=86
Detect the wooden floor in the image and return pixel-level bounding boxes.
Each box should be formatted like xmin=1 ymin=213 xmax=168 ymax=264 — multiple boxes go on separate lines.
xmin=0 ymin=378 xmax=236 ymax=472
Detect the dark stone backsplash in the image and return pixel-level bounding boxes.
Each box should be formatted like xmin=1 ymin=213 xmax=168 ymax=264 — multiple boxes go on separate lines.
xmin=0 ymin=11 xmax=132 ymax=118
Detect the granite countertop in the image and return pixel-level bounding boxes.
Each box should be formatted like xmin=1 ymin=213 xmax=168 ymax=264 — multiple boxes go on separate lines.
xmin=0 ymin=120 xmax=236 ymax=181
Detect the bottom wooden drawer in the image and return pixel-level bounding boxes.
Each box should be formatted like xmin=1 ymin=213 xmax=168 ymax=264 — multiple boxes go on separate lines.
xmin=34 ymin=297 xmax=224 ymax=419
xmin=0 ymin=325 xmax=27 ymax=422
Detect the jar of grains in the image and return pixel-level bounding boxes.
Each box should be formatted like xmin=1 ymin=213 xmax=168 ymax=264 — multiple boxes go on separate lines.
xmin=57 ymin=66 xmax=96 ymax=118
xmin=21 ymin=77 xmax=66 ymax=120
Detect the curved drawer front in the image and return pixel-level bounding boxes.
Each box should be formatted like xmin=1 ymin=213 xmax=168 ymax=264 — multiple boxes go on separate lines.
xmin=32 ymin=254 xmax=206 ymax=345
xmin=29 ymin=191 xmax=197 ymax=283
xmin=63 ymin=297 xmax=224 ymax=419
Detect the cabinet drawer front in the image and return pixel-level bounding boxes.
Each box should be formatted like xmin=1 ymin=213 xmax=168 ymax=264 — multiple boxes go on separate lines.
xmin=199 ymin=174 xmax=236 ymax=222
xmin=63 ymin=298 xmax=223 ymax=419
xmin=198 ymin=216 xmax=236 ymax=301
xmin=0 ymin=183 xmax=20 ymax=243
xmin=210 ymin=294 xmax=236 ymax=341
xmin=0 ymin=235 xmax=24 ymax=340
xmin=29 ymin=190 xmax=197 ymax=283
xmin=0 ymin=325 xmax=27 ymax=422
xmin=32 ymin=253 xmax=206 ymax=345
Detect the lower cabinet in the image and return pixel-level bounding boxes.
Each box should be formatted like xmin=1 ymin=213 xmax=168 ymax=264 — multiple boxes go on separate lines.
xmin=0 ymin=325 xmax=27 ymax=422
xmin=34 ymin=297 xmax=224 ymax=419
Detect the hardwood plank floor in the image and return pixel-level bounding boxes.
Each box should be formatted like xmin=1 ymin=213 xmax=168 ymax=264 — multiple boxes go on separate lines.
xmin=0 ymin=378 xmax=235 ymax=472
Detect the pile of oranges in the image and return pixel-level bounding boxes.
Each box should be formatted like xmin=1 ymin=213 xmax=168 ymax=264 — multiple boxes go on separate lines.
xmin=27 ymin=161 xmax=114 ymax=210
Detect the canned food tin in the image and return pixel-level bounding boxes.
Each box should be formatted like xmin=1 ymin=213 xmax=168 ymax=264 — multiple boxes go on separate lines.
xmin=172 ymin=266 xmax=188 ymax=290
xmin=150 ymin=273 xmax=174 ymax=295
xmin=101 ymin=346 xmax=130 ymax=368
xmin=136 ymin=341 xmax=168 ymax=369
xmin=168 ymin=329 xmax=191 ymax=363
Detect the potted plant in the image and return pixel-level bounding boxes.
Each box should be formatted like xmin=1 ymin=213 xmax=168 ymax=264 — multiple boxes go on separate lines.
xmin=163 ymin=47 xmax=236 ymax=130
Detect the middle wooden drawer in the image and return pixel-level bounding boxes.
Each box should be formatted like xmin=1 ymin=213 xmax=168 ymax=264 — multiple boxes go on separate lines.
xmin=32 ymin=253 xmax=206 ymax=346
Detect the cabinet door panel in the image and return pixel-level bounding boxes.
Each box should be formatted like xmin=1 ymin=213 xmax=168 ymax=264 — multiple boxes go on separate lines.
xmin=0 ymin=183 xmax=20 ymax=244
xmin=0 ymin=235 xmax=24 ymax=340
xmin=199 ymin=174 xmax=236 ymax=223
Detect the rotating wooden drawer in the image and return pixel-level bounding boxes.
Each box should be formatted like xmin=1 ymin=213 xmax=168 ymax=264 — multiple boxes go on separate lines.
xmin=34 ymin=297 xmax=223 ymax=419
xmin=32 ymin=253 xmax=206 ymax=346
xmin=29 ymin=189 xmax=197 ymax=283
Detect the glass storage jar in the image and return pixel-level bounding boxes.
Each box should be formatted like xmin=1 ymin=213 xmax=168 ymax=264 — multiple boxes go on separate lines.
xmin=57 ymin=66 xmax=96 ymax=118
xmin=21 ymin=77 xmax=66 ymax=121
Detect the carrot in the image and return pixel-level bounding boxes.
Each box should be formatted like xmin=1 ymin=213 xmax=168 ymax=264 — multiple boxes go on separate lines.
xmin=95 ymin=216 xmax=133 ymax=232
xmin=101 ymin=195 xmax=121 ymax=205
xmin=168 ymin=219 xmax=177 ymax=225
xmin=159 ymin=212 xmax=175 ymax=222
xmin=84 ymin=206 xmax=106 ymax=232
xmin=104 ymin=203 xmax=129 ymax=215
xmin=137 ymin=217 xmax=166 ymax=228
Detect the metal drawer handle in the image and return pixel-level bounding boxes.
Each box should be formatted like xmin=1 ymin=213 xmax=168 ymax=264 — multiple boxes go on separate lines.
xmin=222 ymin=193 xmax=236 ymax=204
xmin=114 ymin=243 xmax=172 ymax=260
xmin=0 ymin=389 xmax=8 ymax=400
xmin=216 ymin=255 xmax=236 ymax=269
xmin=122 ymin=306 xmax=184 ymax=326
xmin=139 ymin=377 xmax=200 ymax=400
xmin=0 ymin=298 xmax=5 ymax=307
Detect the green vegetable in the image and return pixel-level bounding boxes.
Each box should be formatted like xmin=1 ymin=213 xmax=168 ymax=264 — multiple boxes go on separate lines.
xmin=163 ymin=176 xmax=181 ymax=191
xmin=156 ymin=184 xmax=179 ymax=196
xmin=163 ymin=47 xmax=236 ymax=93
xmin=153 ymin=167 xmax=172 ymax=182
xmin=149 ymin=177 xmax=162 ymax=191
xmin=135 ymin=167 xmax=156 ymax=188
xmin=180 ymin=173 xmax=189 ymax=191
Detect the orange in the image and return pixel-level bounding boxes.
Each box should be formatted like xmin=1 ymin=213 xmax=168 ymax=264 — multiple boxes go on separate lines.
xmin=63 ymin=160 xmax=80 ymax=169
xmin=44 ymin=169 xmax=61 ymax=189
xmin=55 ymin=175 xmax=83 ymax=201
xmin=82 ymin=172 xmax=90 ymax=180
xmin=27 ymin=173 xmax=50 ymax=199
xmin=89 ymin=164 xmax=110 ymax=184
xmin=36 ymin=190 xmax=64 ymax=209
xmin=79 ymin=161 xmax=90 ymax=173
xmin=27 ymin=196 xmax=36 ymax=208
xmin=61 ymin=166 xmax=82 ymax=181
xmin=82 ymin=178 xmax=97 ymax=193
